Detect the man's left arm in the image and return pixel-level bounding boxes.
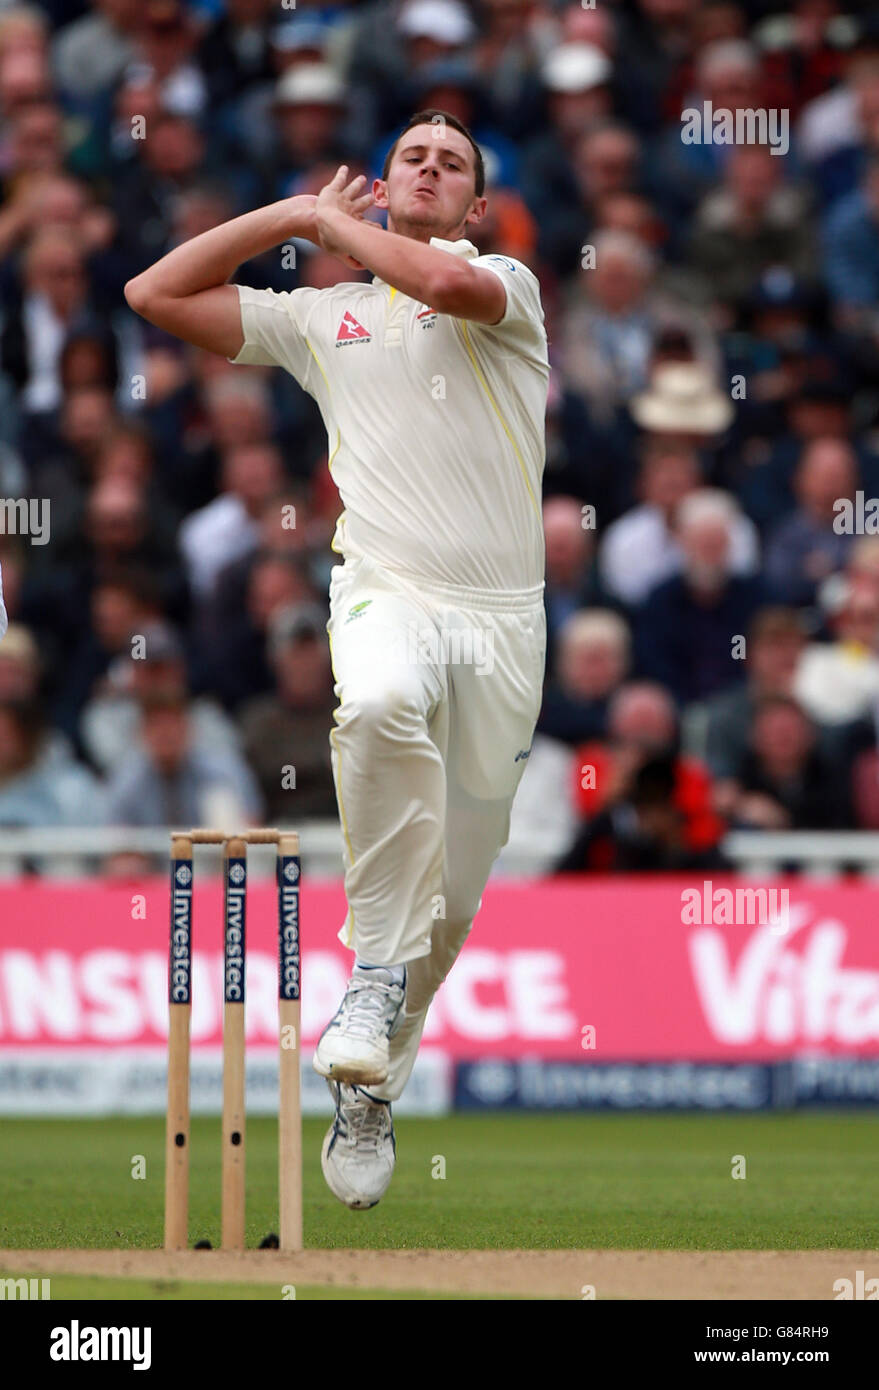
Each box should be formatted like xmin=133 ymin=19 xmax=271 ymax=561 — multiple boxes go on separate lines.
xmin=323 ymin=208 xmax=506 ymax=323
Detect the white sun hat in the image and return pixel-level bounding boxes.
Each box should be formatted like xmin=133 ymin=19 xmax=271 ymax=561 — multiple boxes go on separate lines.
xmin=631 ymin=362 xmax=735 ymax=435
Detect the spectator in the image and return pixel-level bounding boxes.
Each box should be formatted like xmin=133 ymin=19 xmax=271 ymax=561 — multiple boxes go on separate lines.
xmin=0 ymin=697 xmax=106 ymax=826
xmin=764 ymin=437 xmax=857 ymax=605
xmin=195 ymin=551 xmax=318 ymax=709
xmin=54 ymin=567 xmax=163 ymax=743
xmin=568 ymin=679 xmax=724 ymax=857
xmin=794 ymin=578 xmax=879 ymax=725
xmin=729 ymin=694 xmax=850 ymax=829
xmin=599 ymin=436 xmax=758 ymax=606
xmin=636 ymin=489 xmax=764 ymax=704
xmin=239 ymin=601 xmax=337 ymax=821
xmin=652 ymin=38 xmax=769 ymax=218
xmin=196 ymin=0 xmax=276 ymax=111
xmin=105 ymin=688 xmax=263 ymax=827
xmin=822 ymin=154 xmax=879 ymax=318
xmin=270 ymin=63 xmax=350 ymax=200
xmin=1 ymin=227 xmax=93 ymax=417
xmin=542 ymin=495 xmax=598 ymax=674
xmin=555 ymin=752 xmax=727 ymax=873
xmin=52 ymin=0 xmax=139 ymax=101
xmin=519 ymin=42 xmax=613 ymax=269
xmin=560 ymin=233 xmax=717 ymax=423
xmin=688 ymin=145 xmax=815 ymax=311
xmin=538 ymin=608 xmax=630 ymax=745
xmin=124 ymin=0 xmax=208 ymax=121
xmin=81 ymin=617 xmax=242 ymax=776
xmin=797 ymin=20 xmax=879 ymax=207
xmin=179 ymin=440 xmax=285 ymax=600
xmin=112 ymin=111 xmax=209 ymax=274
xmin=693 ymin=606 xmax=810 ymax=788
xmin=736 ymin=378 xmax=854 ymax=533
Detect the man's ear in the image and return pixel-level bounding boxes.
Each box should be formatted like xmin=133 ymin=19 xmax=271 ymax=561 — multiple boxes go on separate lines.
xmin=464 ymin=196 xmax=488 ymax=228
xmin=372 ymin=178 xmax=389 ymax=209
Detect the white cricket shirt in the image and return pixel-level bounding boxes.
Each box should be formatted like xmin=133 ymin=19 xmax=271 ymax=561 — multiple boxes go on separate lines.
xmin=228 ymin=237 xmax=549 ymax=593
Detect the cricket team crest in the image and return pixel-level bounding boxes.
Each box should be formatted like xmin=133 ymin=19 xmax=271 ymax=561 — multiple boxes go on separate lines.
xmin=345 ymin=600 xmax=373 ymax=623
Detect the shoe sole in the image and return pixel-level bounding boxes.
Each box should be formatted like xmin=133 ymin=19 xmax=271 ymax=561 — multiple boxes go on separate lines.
xmin=313 ymin=1053 xmax=389 ymax=1086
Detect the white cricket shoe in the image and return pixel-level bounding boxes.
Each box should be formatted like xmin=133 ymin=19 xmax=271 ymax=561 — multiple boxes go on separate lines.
xmin=313 ymin=967 xmax=406 ymax=1086
xmin=321 ymin=1081 xmax=396 ymax=1210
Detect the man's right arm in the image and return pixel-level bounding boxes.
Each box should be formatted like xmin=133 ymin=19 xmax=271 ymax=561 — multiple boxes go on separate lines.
xmin=123 ymin=196 xmax=320 ymax=359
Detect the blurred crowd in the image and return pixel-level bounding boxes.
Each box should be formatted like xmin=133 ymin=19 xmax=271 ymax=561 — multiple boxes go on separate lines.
xmin=1 ymin=0 xmax=879 ymax=872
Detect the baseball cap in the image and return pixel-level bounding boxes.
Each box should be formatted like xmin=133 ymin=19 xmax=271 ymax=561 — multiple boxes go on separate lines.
xmin=133 ymin=621 xmax=185 ymax=665
xmin=272 ymin=17 xmax=331 ymax=55
xmin=397 ymin=0 xmax=476 ymax=45
xmin=542 ymin=43 xmax=611 ymax=94
xmin=275 ymin=64 xmax=346 ymax=108
xmin=269 ymin=602 xmax=328 ymax=656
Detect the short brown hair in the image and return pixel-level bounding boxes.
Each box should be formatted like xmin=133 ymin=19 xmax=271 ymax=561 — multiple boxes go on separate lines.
xmin=382 ymin=109 xmax=485 ymax=198
xmin=747 ymin=607 xmax=807 ymax=646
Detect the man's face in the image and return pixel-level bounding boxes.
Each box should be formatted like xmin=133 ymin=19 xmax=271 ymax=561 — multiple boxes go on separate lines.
xmin=143 ymin=707 xmax=189 ymax=775
xmin=376 ymin=123 xmax=485 ymax=240
xmin=641 ymin=447 xmax=699 ymax=510
xmin=28 ymin=239 xmax=85 ymax=315
xmin=276 ymin=638 xmax=331 ymax=706
xmin=278 ymin=103 xmax=341 ymax=161
xmin=679 ymin=518 xmax=731 ymax=590
xmin=750 ymin=633 xmax=803 ymax=692
xmin=752 ymin=706 xmax=812 ymax=768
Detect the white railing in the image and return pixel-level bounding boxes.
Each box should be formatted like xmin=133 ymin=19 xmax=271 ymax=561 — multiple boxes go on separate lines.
xmin=722 ymin=831 xmax=879 ymax=880
xmin=1 ymin=825 xmax=879 ymax=880
xmin=0 ymin=822 xmax=345 ymax=880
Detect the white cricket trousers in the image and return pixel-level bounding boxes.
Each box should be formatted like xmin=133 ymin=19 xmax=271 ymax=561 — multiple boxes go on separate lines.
xmin=326 ymin=551 xmax=546 ymax=1102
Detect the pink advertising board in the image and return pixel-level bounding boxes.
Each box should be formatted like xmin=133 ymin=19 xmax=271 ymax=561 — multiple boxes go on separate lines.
xmin=0 ymin=876 xmax=877 ymax=1060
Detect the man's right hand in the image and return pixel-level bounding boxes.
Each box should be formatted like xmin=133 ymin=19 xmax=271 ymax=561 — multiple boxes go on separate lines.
xmin=287 ymin=191 xmax=365 ymax=270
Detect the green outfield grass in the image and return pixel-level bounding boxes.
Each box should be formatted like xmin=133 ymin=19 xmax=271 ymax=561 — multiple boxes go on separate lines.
xmin=0 ymin=1273 xmax=519 ymax=1300
xmin=1 ymin=1112 xmax=877 ymax=1253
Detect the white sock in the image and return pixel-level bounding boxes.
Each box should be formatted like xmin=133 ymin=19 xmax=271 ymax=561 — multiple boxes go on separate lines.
xmin=353 ymin=958 xmax=406 ymax=986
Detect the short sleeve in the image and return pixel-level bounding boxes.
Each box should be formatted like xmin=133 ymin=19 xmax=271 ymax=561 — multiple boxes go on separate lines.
xmin=227 ymin=282 xmax=321 ymax=388
xmin=471 ymin=254 xmax=546 ymax=352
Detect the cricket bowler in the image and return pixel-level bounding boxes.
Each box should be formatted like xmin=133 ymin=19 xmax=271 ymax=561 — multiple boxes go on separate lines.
xmin=125 ymin=108 xmax=549 ymax=1211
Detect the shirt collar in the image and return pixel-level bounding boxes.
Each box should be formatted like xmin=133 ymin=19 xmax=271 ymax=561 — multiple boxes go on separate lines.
xmin=371 ymin=236 xmax=479 ymax=287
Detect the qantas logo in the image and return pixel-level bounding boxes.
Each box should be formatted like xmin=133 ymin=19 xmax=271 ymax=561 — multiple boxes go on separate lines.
xmin=336 ymin=311 xmax=372 ymax=346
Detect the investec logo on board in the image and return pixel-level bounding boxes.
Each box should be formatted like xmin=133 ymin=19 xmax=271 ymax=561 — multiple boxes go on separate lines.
xmin=170 ymin=859 xmax=192 ymax=1003
xmin=279 ymin=856 xmax=301 ymax=1001
xmin=224 ymin=859 xmax=246 ymax=1002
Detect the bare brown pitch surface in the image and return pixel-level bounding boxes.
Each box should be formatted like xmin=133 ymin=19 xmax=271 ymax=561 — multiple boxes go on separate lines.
xmin=1 ymin=1249 xmax=876 ymax=1299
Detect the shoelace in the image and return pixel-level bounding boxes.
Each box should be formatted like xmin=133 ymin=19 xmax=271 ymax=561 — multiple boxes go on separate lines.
xmin=340 ymin=1091 xmax=389 ymax=1153
xmin=338 ymin=978 xmax=399 ymax=1041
